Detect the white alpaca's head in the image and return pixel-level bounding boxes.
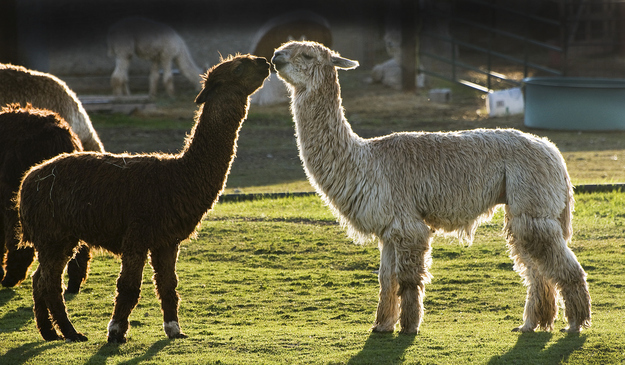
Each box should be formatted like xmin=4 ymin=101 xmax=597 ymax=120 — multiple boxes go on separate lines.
xmin=272 ymin=41 xmax=358 ymax=90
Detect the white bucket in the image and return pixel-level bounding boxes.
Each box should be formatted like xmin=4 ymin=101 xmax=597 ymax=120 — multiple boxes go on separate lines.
xmin=486 ymin=87 xmax=524 ymax=117
xmin=429 ymin=88 xmax=452 ymax=103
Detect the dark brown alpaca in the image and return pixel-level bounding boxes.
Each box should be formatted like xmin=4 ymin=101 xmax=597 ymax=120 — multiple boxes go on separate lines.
xmin=1 ymin=63 xmax=104 ymax=293
xmin=0 ymin=104 xmax=84 ymax=288
xmin=18 ymin=55 xmax=270 ymax=343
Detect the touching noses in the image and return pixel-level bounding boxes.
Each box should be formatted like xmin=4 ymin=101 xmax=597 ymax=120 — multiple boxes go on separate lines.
xmin=271 ymin=51 xmax=287 ymax=70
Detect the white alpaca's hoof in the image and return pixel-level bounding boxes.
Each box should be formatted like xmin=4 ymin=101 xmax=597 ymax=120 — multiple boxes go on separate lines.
xmin=371 ymin=323 xmax=395 ymax=333
xmin=512 ymin=325 xmax=535 ymax=333
xmin=561 ymin=326 xmax=582 ymax=334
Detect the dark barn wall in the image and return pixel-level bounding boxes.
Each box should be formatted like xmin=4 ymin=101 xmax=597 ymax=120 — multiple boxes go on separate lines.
xmin=9 ymin=0 xmax=387 ymax=81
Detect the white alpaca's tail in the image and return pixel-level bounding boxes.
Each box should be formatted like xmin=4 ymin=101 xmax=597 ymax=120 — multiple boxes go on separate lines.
xmin=175 ymin=44 xmax=202 ymax=90
xmin=560 ymin=171 xmax=574 ymax=242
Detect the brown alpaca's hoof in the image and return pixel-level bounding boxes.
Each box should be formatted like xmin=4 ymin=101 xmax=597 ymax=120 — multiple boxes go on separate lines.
xmin=169 ymin=333 xmax=188 ymax=340
xmin=1 ymin=274 xmax=24 ymax=288
xmin=64 ymin=281 xmax=81 ymax=295
xmin=40 ymin=328 xmax=63 ymax=341
xmin=107 ymin=334 xmax=127 ymax=344
xmin=65 ymin=333 xmax=88 ymax=342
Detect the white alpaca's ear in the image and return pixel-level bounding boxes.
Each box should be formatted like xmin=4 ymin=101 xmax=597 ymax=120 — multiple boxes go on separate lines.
xmin=331 ymin=56 xmax=359 ymax=70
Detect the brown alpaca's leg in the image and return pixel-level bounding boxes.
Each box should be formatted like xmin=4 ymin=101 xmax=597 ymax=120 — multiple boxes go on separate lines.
xmin=150 ymin=245 xmax=187 ymax=339
xmin=0 ymin=216 xmax=5 ymax=281
xmin=32 ymin=266 xmax=62 ymax=341
xmin=1 ymin=209 xmax=35 ymax=287
xmin=66 ymin=244 xmax=91 ymax=294
xmin=2 ymin=246 xmax=35 ymax=287
xmin=37 ymin=244 xmax=87 ymax=342
xmin=108 ymin=249 xmax=147 ymax=343
xmin=371 ymin=238 xmax=399 ymax=333
xmin=148 ymin=61 xmax=160 ymax=98
xmin=507 ymin=214 xmax=591 ymax=333
xmin=161 ymin=57 xmax=175 ymax=98
xmin=508 ymin=241 xmax=558 ymax=332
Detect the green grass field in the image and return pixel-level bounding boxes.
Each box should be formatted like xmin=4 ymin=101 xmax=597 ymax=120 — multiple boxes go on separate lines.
xmin=2 ymin=75 xmax=625 ymax=363
xmin=1 ymin=192 xmax=623 ymax=364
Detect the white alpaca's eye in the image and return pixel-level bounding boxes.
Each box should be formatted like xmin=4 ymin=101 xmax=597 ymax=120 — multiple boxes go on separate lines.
xmin=302 ymin=54 xmax=314 ymax=60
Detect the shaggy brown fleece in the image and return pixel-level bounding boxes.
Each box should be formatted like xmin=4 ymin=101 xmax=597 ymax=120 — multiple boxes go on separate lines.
xmin=18 ymin=54 xmax=269 ymax=343
xmin=0 ymin=104 xmax=84 ymax=289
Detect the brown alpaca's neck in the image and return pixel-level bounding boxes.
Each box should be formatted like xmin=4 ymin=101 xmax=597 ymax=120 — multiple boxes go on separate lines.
xmin=178 ymin=94 xmax=248 ymax=207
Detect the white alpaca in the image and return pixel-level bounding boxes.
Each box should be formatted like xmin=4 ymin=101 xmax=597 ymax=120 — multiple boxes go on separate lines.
xmin=107 ymin=17 xmax=202 ymax=98
xmin=0 ymin=63 xmax=104 ymax=152
xmin=272 ymin=41 xmax=591 ymax=335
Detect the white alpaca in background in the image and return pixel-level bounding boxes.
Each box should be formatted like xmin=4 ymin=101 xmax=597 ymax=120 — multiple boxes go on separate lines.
xmin=272 ymin=41 xmax=591 ymax=335
xmin=107 ymin=17 xmax=202 ymax=98
xmin=0 ymin=63 xmax=104 ymax=152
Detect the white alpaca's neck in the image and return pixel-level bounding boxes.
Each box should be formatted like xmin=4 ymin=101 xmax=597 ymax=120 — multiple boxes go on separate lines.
xmin=291 ymin=71 xmax=365 ymax=195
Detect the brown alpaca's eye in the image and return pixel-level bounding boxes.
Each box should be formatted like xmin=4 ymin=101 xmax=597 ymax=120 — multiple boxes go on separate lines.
xmin=234 ymin=64 xmax=244 ymax=75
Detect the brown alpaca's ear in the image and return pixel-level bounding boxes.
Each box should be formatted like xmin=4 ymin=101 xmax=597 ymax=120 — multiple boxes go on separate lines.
xmin=194 ymin=87 xmax=210 ymax=104
xmin=195 ymin=77 xmax=223 ymax=104
xmin=331 ymin=56 xmax=359 ymax=70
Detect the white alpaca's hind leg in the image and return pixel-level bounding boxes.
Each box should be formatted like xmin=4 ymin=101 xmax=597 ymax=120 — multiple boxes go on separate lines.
xmin=507 ymin=214 xmax=591 ymax=333
xmin=111 ymin=56 xmax=131 ymax=96
xmin=372 ymin=238 xmax=399 ymax=332
xmin=508 ymin=245 xmax=558 ymax=332
xmin=161 ymin=57 xmax=175 ymax=98
xmin=148 ymin=61 xmax=161 ymax=98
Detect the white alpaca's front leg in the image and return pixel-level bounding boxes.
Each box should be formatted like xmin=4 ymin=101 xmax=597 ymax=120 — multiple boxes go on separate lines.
xmin=372 ymin=238 xmax=400 ymax=332
xmin=394 ymin=222 xmax=433 ymax=335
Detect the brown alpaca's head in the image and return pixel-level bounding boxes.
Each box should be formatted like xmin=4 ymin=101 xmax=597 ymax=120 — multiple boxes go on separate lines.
xmin=271 ymin=41 xmax=358 ymax=90
xmin=195 ymin=54 xmax=270 ymax=104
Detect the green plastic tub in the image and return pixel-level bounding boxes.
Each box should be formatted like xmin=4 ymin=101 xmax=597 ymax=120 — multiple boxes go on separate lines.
xmin=523 ymin=77 xmax=625 ymax=131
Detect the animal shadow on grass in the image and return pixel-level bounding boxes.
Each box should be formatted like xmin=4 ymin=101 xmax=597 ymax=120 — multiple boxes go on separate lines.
xmin=0 ymin=288 xmax=33 ymax=334
xmin=348 ymin=332 xmax=417 ymax=365
xmin=0 ymin=342 xmax=62 ymax=365
xmin=86 ymin=338 xmax=170 ymax=365
xmin=487 ymin=332 xmax=587 ymax=364
xmin=0 ymin=287 xmax=16 ymax=306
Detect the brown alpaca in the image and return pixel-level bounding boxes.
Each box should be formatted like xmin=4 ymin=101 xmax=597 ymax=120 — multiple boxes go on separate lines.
xmin=0 ymin=104 xmax=84 ymax=289
xmin=0 ymin=64 xmax=96 ymax=293
xmin=107 ymin=17 xmax=203 ymax=98
xmin=0 ymin=63 xmax=104 ymax=152
xmin=18 ymin=55 xmax=270 ymax=343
